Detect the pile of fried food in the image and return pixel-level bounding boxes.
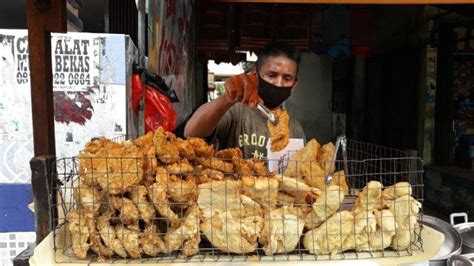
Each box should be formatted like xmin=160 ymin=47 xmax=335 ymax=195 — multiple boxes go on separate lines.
xmin=66 ymin=127 xmax=422 ymax=260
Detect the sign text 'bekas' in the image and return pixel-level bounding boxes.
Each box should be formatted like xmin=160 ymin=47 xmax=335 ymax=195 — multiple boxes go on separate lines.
xmin=54 ymin=39 xmax=91 ymax=88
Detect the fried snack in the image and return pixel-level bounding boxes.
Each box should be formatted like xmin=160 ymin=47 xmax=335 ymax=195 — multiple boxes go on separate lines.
xmin=73 ymin=184 xmax=102 ymax=214
xmin=176 ymin=138 xmax=197 ymax=159
xmin=259 ymin=206 xmax=304 ymax=255
xmin=96 ymin=214 xmax=128 ymax=258
xmin=241 ymin=176 xmax=279 ymax=210
xmin=305 ymin=185 xmax=344 ymax=229
xmin=240 ymin=193 xmax=265 ymax=218
xmin=200 ymin=168 xmax=225 ymax=183
xmin=140 ymin=224 xmax=165 ymax=257
xmin=356 ymin=209 xmax=396 ymax=252
xmin=216 ymin=147 xmax=243 ymax=159
xmin=188 ymin=137 xmax=215 ymax=157
xmin=277 ymin=192 xmax=297 ymax=205
xmin=129 ymin=186 xmax=155 ymax=224
xmin=154 ymin=127 xmax=180 ymax=163
xmin=133 ymin=131 xmax=157 ymax=184
xmin=83 ymin=138 xmax=104 ymax=154
xmin=387 ymin=195 xmax=422 ymax=250
xmin=201 ymin=211 xmax=264 ymax=254
xmin=148 ymin=168 xmax=179 ymax=226
xmin=317 ymin=142 xmax=336 ymax=175
xmin=233 ymin=158 xmax=270 ymax=176
xmin=105 ymin=144 xmax=144 ymax=195
xmin=115 ymin=225 xmax=141 ymax=258
xmin=303 ymin=211 xmax=354 ymax=255
xmin=352 ymin=181 xmax=383 ymax=214
xmin=81 ymin=138 xmax=143 ymax=188
xmin=163 ymin=205 xmax=200 ymax=256
xmin=342 ymin=211 xmax=377 ymax=251
xmin=78 ymin=152 xmax=103 ymax=187
xmin=300 ymin=161 xmax=325 ymax=189
xmin=305 ymin=169 xmax=349 ymax=195
xmin=181 ymin=237 xmax=199 ymax=258
xmin=274 ymin=175 xmax=321 ymax=205
xmin=168 ymin=175 xmax=198 ymax=204
xmin=197 ymin=180 xmax=264 ymax=224
xmin=67 ymin=208 xmax=93 ymax=259
xmin=165 ymin=159 xmax=194 ymax=174
xmin=90 ymin=231 xmax=115 ymax=258
xmin=391 ymin=223 xmax=420 ymax=251
xmin=197 ymin=158 xmax=234 ymax=173
xmin=84 ymin=137 xmax=122 ymax=154
xmin=284 ymin=139 xmax=321 ymax=177
xmin=232 ymin=157 xmax=253 ymax=176
xmin=330 ymin=171 xmax=349 ymax=195
xmin=198 ymin=180 xmax=246 ymax=219
xmin=143 ymin=147 xmax=158 ymax=187
xmin=388 ymin=195 xmax=421 ymax=229
xmin=382 ymin=182 xmax=412 ymax=200
xmin=267 ymin=109 xmax=290 ymax=152
xmin=132 ymin=131 xmax=154 ymax=148
xmin=111 ymin=196 xmax=140 ymax=225
xmin=79 ymin=142 xmax=145 ymax=195
xmin=250 ymin=159 xmax=270 ymax=176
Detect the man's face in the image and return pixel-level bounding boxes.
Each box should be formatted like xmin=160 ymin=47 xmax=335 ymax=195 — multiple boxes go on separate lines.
xmin=258 ymin=55 xmax=298 ymax=88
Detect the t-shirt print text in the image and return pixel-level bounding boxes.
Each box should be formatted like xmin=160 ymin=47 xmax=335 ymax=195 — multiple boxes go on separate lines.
xmin=238 ymin=133 xmax=267 ymax=159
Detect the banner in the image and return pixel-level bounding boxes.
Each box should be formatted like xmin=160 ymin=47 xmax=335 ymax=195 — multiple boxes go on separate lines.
xmin=0 ymin=30 xmax=137 ymax=183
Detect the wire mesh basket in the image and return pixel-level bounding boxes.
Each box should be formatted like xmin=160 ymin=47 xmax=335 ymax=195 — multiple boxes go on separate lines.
xmin=50 ymin=134 xmax=424 ymax=263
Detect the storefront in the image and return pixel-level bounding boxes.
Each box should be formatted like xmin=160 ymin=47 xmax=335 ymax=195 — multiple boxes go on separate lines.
xmin=1 ymin=0 xmax=473 ymax=265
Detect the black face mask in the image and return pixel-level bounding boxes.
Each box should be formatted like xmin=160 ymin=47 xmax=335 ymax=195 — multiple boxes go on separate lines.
xmin=257 ymin=74 xmax=293 ymax=109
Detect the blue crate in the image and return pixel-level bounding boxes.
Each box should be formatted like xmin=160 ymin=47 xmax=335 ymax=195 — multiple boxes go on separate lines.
xmin=0 ymin=184 xmax=34 ymax=232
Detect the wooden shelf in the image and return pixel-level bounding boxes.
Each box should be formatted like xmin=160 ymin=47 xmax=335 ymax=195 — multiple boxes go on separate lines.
xmin=196 ymin=2 xmax=238 ymax=54
xmin=427 ymin=165 xmax=474 ymax=182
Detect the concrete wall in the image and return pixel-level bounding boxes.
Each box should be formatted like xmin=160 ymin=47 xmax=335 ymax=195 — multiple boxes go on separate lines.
xmin=285 ymin=53 xmax=333 ymax=144
xmin=148 ymin=1 xmax=195 ymax=125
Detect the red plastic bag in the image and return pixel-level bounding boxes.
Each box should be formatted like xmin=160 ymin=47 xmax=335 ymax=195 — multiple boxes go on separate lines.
xmin=144 ymin=84 xmax=177 ymax=132
xmin=131 ymin=74 xmax=143 ymax=116
xmin=131 ymin=72 xmax=177 ymax=132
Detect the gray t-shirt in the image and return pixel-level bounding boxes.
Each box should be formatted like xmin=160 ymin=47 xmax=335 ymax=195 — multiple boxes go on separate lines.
xmin=212 ymin=103 xmax=306 ymax=159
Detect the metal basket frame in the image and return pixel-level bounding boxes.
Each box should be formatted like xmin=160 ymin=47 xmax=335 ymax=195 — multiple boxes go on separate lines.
xmin=49 ymin=136 xmax=424 ymax=263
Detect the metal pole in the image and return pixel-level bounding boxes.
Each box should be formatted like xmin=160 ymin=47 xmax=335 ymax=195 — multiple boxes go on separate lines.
xmin=137 ymin=0 xmax=146 ymax=134
xmin=138 ymin=0 xmax=146 ymax=65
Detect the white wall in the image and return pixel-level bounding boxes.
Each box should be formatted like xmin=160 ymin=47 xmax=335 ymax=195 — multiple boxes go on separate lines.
xmin=285 ymin=53 xmax=333 ymax=144
xmin=207 ymin=60 xmax=244 ymax=76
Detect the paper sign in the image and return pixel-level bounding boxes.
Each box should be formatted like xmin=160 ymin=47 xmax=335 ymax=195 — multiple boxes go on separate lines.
xmin=267 ymin=138 xmax=304 ymax=173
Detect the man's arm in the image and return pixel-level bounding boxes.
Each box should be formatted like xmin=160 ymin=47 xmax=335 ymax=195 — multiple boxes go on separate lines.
xmin=184 ymin=73 xmax=261 ymax=138
xmin=184 ymin=95 xmax=233 ymax=138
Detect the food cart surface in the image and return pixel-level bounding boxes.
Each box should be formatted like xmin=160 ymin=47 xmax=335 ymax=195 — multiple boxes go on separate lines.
xmin=29 ymin=225 xmax=444 ymax=266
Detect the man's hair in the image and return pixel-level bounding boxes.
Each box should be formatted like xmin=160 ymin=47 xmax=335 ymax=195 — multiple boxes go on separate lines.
xmin=256 ymin=42 xmax=301 ymax=73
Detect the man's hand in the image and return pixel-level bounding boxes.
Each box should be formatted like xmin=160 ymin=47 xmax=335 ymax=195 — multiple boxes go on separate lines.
xmin=223 ymin=73 xmax=262 ymax=108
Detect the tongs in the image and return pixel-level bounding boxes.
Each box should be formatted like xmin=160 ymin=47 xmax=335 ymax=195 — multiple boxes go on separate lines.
xmin=257 ymin=103 xmax=278 ymax=124
xmin=325 ymin=135 xmax=349 ymax=184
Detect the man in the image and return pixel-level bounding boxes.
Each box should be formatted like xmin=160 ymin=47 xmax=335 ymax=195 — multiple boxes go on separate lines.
xmin=184 ymin=42 xmax=305 ymax=159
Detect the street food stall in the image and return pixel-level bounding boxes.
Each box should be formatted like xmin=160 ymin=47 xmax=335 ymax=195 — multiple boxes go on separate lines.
xmin=7 ymin=0 xmax=474 ymax=265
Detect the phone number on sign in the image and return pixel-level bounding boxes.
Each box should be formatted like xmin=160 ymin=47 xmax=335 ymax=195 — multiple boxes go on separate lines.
xmin=54 ymin=73 xmax=91 ymax=86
